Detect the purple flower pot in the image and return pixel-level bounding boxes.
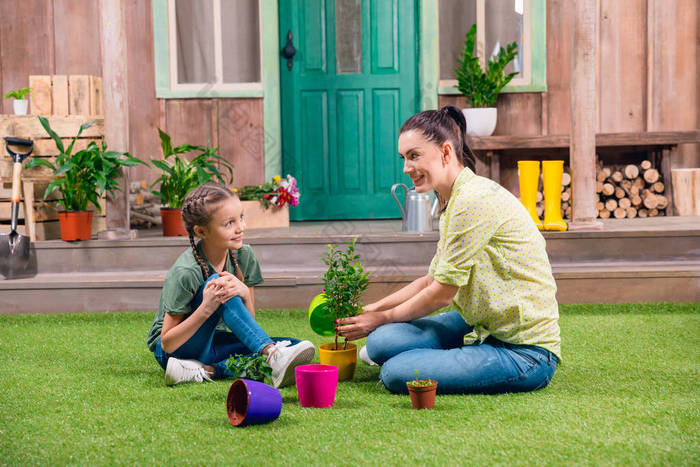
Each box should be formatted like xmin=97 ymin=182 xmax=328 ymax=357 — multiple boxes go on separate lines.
xmin=226 ymin=378 xmax=282 ymax=427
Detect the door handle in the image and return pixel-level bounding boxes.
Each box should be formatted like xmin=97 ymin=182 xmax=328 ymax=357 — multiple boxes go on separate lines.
xmin=282 ymin=30 xmax=296 ymax=70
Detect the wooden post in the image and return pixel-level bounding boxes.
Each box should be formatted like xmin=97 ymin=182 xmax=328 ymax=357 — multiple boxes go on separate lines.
xmin=99 ymin=0 xmax=135 ymax=239
xmin=569 ymin=0 xmax=603 ymax=230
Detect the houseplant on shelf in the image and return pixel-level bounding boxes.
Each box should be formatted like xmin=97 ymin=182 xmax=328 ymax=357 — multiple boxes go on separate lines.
xmin=316 ymin=238 xmax=369 ymax=381
xmin=455 ymin=23 xmax=518 ymax=137
xmin=4 ymin=87 xmax=31 ymax=115
xmin=150 ymin=128 xmax=234 ymax=236
xmin=406 ymin=370 xmax=437 ymax=410
xmin=25 ymin=116 xmax=144 ymax=241
xmin=236 ymin=174 xmax=300 ymax=230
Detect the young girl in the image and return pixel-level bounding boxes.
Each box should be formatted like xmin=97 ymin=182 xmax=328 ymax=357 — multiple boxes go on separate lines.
xmin=338 ymin=106 xmax=560 ymax=394
xmin=146 ymin=182 xmax=315 ymax=388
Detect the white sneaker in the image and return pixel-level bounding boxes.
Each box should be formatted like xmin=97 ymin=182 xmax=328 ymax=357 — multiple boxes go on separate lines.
xmin=359 ymin=345 xmax=377 ymax=366
xmin=165 ymin=357 xmax=213 ymax=386
xmin=267 ymin=340 xmax=315 ymax=388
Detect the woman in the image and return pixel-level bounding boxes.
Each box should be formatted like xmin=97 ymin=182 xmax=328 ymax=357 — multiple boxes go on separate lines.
xmin=337 ymin=106 xmax=561 ymax=394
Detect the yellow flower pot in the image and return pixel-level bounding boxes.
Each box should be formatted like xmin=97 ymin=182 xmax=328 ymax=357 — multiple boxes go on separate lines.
xmin=318 ymin=342 xmax=357 ymax=382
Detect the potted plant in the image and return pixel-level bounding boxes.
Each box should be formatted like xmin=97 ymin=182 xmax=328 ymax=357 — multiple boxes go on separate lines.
xmin=317 ymin=238 xmax=369 ymax=381
xmin=225 ymin=353 xmax=272 ymax=384
xmin=150 ymin=128 xmax=234 ymax=236
xmin=455 ymin=24 xmax=518 ymax=137
xmin=25 ymin=116 xmax=144 ymax=241
xmin=4 ymin=87 xmax=31 ymax=115
xmin=406 ymin=370 xmax=437 ymax=410
xmin=236 ymin=174 xmax=300 ymax=229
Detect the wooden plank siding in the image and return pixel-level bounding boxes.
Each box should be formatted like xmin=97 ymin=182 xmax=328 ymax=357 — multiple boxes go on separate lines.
xmin=0 ymin=0 xmax=696 ymax=193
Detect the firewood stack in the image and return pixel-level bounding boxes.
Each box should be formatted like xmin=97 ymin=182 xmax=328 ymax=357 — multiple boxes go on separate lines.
xmin=536 ymin=170 xmax=572 ymax=220
xmin=129 ymin=180 xmax=161 ymax=229
xmin=595 ymin=160 xmax=667 ymax=219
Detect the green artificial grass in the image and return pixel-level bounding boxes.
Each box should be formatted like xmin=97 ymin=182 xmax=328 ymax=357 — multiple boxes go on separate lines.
xmin=0 ymin=303 xmax=698 ymax=465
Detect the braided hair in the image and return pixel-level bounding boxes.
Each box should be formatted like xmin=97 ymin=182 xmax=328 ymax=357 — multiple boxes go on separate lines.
xmin=399 ymin=105 xmax=477 ymax=211
xmin=181 ymin=182 xmax=245 ymax=282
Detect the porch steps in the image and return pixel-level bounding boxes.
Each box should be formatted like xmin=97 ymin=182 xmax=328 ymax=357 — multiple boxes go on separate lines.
xmin=1 ymin=218 xmax=698 ymax=313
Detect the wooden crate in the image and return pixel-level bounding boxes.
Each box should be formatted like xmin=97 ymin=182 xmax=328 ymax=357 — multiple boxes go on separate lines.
xmin=29 ymin=75 xmax=103 ymax=117
xmin=0 ymin=115 xmax=104 ymax=181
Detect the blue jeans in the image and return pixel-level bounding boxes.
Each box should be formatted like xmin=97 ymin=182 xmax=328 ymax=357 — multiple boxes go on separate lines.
xmin=366 ymin=310 xmax=558 ymax=394
xmin=153 ymin=274 xmax=298 ymax=379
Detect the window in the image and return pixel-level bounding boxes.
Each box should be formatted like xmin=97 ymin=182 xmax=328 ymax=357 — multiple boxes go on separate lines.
xmin=438 ymin=0 xmax=546 ymax=94
xmin=154 ymin=0 xmax=264 ymax=97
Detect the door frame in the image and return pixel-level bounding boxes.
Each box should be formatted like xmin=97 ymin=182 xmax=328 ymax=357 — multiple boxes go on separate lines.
xmin=265 ymin=0 xmax=439 ymax=181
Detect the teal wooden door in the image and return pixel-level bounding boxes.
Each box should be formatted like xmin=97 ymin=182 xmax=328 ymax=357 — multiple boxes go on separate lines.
xmin=280 ymin=0 xmax=417 ymax=220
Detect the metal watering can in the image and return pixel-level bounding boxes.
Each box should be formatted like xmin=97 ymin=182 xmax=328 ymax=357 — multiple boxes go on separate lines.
xmin=391 ymin=183 xmax=434 ymax=233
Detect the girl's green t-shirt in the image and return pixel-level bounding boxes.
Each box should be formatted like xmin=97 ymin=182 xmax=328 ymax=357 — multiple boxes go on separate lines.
xmin=146 ymin=242 xmax=263 ymax=351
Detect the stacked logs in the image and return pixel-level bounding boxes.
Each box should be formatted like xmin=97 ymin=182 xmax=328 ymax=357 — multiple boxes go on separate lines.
xmin=536 ymin=170 xmax=572 ymax=220
xmin=595 ymin=160 xmax=667 ymax=219
xmin=129 ymin=180 xmax=161 ymax=228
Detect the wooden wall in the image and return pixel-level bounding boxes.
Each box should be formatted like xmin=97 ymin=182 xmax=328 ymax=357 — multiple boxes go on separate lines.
xmin=0 ymin=0 xmax=696 ymax=191
xmin=440 ymin=0 xmax=699 ymax=169
xmin=0 ymin=0 xmax=265 ymax=187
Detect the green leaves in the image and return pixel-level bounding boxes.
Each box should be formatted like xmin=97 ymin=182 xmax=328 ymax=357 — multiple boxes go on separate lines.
xmin=149 ymin=128 xmax=235 ymax=209
xmin=4 ymin=87 xmax=31 ymax=100
xmin=26 ymin=116 xmax=147 ymax=212
xmin=321 ymin=238 xmax=370 ymax=344
xmin=225 ymin=353 xmax=272 ymax=383
xmin=455 ymin=24 xmax=519 ymax=108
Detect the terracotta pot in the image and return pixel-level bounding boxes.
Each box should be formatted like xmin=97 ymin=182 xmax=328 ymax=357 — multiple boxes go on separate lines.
xmin=58 ymin=211 xmax=93 ymax=241
xmin=318 ymin=342 xmax=357 ymax=382
xmin=407 ymin=380 xmax=437 ymax=410
xmin=160 ymin=207 xmax=187 ymax=236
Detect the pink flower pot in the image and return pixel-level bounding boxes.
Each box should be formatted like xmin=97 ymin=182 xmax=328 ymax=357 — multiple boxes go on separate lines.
xmin=295 ymin=364 xmax=338 ymax=408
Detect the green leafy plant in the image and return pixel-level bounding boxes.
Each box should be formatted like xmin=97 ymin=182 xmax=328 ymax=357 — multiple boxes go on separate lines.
xmin=150 ymin=128 xmax=234 ymax=209
xmin=225 ymin=353 xmax=272 ymax=383
xmin=407 ymin=369 xmax=436 ymax=388
xmin=455 ymin=24 xmax=519 ymax=108
xmin=321 ymin=238 xmax=369 ymax=349
xmin=25 ymin=116 xmax=145 ymax=212
xmin=4 ymin=88 xmax=31 ymax=100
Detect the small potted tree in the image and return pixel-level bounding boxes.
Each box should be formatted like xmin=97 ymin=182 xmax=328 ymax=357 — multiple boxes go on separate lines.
xmin=406 ymin=370 xmax=437 ymax=410
xmin=4 ymin=87 xmax=31 ymax=115
xmin=455 ymin=24 xmax=518 ymax=136
xmin=317 ymin=238 xmax=369 ymax=381
xmin=150 ymin=128 xmax=234 ymax=236
xmin=25 ymin=116 xmax=144 ymax=241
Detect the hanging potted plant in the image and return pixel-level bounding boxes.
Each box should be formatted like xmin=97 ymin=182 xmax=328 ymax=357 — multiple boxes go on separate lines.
xmin=406 ymin=370 xmax=437 ymax=410
xmin=4 ymin=87 xmax=31 ymax=115
xmin=455 ymin=24 xmax=518 ymax=137
xmin=25 ymin=116 xmax=144 ymax=241
xmin=150 ymin=128 xmax=234 ymax=236
xmin=317 ymin=238 xmax=369 ymax=381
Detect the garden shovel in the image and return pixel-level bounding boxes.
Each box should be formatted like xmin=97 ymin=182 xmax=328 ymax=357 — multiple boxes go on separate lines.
xmin=0 ymin=137 xmax=35 ymax=279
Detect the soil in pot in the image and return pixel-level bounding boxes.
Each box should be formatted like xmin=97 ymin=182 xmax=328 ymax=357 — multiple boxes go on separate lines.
xmin=318 ymin=342 xmax=357 ymax=382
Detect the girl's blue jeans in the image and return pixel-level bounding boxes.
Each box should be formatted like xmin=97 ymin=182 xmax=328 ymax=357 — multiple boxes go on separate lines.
xmin=366 ymin=310 xmax=558 ymax=394
xmin=153 ymin=274 xmax=298 ymax=379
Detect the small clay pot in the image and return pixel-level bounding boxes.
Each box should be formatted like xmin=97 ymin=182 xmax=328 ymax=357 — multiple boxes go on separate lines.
xmin=58 ymin=210 xmax=93 ymax=241
xmin=407 ymin=380 xmax=437 ymax=410
xmin=160 ymin=207 xmax=187 ymax=236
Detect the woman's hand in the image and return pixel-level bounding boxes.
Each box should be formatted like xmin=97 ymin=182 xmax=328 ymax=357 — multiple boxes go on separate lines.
xmin=211 ymin=271 xmax=250 ymax=303
xmin=200 ymin=280 xmax=224 ymax=316
xmin=336 ymin=312 xmax=388 ymax=341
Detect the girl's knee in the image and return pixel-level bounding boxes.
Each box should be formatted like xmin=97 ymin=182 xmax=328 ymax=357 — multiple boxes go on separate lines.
xmin=379 ymin=359 xmax=411 ymax=394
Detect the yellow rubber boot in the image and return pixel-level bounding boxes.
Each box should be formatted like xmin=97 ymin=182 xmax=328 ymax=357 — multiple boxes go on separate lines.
xmin=517 ymin=160 xmax=543 ymax=230
xmin=542 ymin=160 xmax=568 ymax=231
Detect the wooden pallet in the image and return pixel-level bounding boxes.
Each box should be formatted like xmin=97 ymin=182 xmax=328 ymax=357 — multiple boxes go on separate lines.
xmin=29 ymin=75 xmax=103 ymax=117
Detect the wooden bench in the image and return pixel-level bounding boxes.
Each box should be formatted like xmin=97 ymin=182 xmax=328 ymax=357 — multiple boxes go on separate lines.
xmin=468 ymin=130 xmax=700 ymax=216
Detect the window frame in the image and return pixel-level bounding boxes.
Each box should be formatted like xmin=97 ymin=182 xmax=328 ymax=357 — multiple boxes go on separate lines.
xmin=153 ymin=0 xmax=266 ymax=98
xmin=437 ymin=0 xmax=546 ymax=95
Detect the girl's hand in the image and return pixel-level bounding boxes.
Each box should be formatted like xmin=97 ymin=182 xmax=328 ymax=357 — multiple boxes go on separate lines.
xmin=336 ymin=312 xmax=388 ymax=341
xmin=200 ymin=281 xmax=224 ymax=316
xmin=212 ymin=271 xmax=250 ymax=303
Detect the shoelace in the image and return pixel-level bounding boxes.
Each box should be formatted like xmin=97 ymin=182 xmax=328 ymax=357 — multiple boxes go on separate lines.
xmin=267 ymin=340 xmax=292 ymax=364
xmin=183 ymin=365 xmax=213 ymax=383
